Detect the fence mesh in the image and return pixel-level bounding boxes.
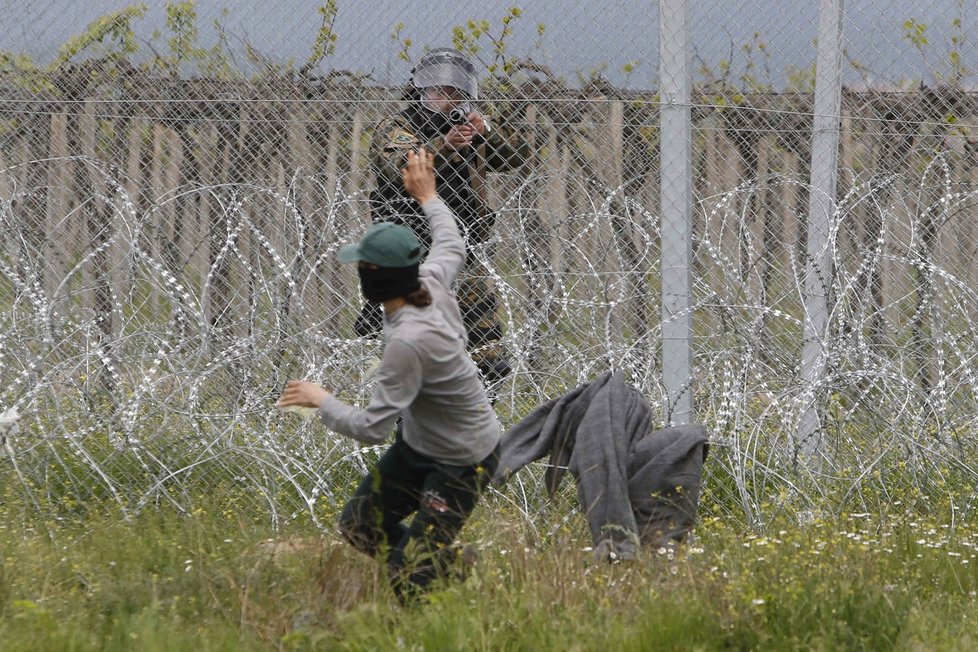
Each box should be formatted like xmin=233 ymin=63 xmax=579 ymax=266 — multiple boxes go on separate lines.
xmin=3 ymin=1 xmax=978 ymax=529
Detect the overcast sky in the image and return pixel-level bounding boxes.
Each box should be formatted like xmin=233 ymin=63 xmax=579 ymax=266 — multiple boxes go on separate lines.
xmin=3 ymin=0 xmax=975 ymax=88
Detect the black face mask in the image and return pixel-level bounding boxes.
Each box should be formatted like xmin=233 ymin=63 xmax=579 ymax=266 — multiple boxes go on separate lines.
xmin=404 ymin=92 xmax=454 ymax=138
xmin=358 ymin=264 xmax=421 ymax=303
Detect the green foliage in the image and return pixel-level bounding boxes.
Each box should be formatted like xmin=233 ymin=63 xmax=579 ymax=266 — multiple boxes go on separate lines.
xmin=738 ymin=31 xmax=772 ymax=93
xmin=902 ymin=19 xmax=930 ymax=53
xmin=389 ymin=22 xmax=412 ymax=63
xmin=197 ymin=10 xmax=239 ymax=79
xmin=0 ymin=51 xmax=55 ymax=93
xmin=166 ymin=2 xmax=204 ymax=62
xmin=696 ymin=32 xmax=775 ymax=107
xmin=577 ymin=61 xmax=609 ymax=86
xmin=900 ymin=6 xmax=969 ymax=88
xmin=56 ymin=4 xmax=147 ymax=65
xmin=148 ymin=1 xmax=208 ymax=77
xmin=842 ymin=47 xmax=873 ymax=89
xmin=303 ymin=1 xmax=339 ymax=74
xmin=0 ymin=2 xmax=971 ymax=99
xmin=699 ymin=10 xmax=970 ymax=98
xmin=944 ymin=9 xmax=968 ymax=86
xmin=450 ymin=6 xmax=526 ymax=83
xmin=1 ymin=1 xmax=346 ymax=86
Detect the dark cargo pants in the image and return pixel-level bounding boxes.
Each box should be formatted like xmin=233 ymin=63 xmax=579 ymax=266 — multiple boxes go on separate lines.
xmin=338 ymin=435 xmax=499 ymax=600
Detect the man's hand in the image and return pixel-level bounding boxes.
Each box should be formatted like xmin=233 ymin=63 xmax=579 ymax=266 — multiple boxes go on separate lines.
xmin=275 ymin=380 xmax=330 ymax=410
xmin=402 ymin=149 xmax=437 ymax=204
xmin=466 ymin=112 xmax=487 ymax=136
xmin=444 ymin=112 xmax=486 ymax=150
xmin=445 ymin=124 xmax=475 ymax=150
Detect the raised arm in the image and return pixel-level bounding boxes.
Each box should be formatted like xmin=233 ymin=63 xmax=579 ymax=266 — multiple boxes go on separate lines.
xmin=401 ymin=149 xmax=466 ymax=285
xmin=371 ymin=116 xmax=474 ymax=194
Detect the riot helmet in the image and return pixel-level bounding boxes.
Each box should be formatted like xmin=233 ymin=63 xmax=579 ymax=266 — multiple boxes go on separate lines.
xmin=411 ymin=48 xmax=479 ymax=102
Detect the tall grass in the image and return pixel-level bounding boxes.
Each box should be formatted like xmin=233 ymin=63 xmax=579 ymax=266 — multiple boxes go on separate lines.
xmin=3 ymin=475 xmax=978 ymax=651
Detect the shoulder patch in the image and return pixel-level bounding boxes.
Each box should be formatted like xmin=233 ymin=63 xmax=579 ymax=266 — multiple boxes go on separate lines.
xmin=389 ymin=129 xmax=419 ymax=146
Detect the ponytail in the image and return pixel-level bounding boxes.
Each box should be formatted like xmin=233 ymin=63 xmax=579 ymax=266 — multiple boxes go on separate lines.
xmin=404 ymin=284 xmax=433 ymax=308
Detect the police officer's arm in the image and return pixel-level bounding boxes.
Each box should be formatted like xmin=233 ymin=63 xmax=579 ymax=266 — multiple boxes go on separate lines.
xmin=475 ymin=110 xmax=532 ymax=172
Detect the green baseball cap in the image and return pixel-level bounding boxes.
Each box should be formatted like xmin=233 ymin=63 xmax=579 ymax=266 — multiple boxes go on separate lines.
xmin=337 ymin=222 xmax=426 ymax=267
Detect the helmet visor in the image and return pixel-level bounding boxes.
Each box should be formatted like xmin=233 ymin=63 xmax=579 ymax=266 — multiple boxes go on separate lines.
xmin=413 ymin=60 xmax=478 ymax=100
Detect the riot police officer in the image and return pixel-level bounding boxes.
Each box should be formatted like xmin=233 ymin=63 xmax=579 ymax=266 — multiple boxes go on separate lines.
xmin=359 ymin=47 xmax=530 ymax=384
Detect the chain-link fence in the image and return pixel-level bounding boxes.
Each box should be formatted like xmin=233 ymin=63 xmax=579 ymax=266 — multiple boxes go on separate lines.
xmin=3 ymin=1 xmax=978 ymax=529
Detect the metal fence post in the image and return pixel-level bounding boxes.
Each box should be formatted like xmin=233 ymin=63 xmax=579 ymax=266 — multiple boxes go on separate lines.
xmin=659 ymin=0 xmax=693 ymax=425
xmin=798 ymin=0 xmax=846 ymax=460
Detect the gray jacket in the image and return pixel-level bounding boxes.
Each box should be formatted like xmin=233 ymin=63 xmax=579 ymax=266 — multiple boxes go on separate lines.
xmin=319 ymin=198 xmax=501 ymax=465
xmin=493 ymin=371 xmax=709 ymax=559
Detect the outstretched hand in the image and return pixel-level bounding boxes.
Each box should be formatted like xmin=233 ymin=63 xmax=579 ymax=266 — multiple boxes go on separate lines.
xmin=275 ymin=380 xmax=330 ymax=410
xmin=402 ymin=149 xmax=437 ymax=204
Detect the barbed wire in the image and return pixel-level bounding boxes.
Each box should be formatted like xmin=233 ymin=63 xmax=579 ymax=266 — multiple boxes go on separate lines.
xmin=3 ymin=153 xmax=978 ymax=530
xmin=4 ymin=0 xmax=978 ymax=536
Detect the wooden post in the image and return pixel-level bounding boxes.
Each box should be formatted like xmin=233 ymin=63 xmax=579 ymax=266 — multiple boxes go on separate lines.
xmin=149 ymin=122 xmax=167 ymax=316
xmin=719 ymin=130 xmax=743 ymax=283
xmin=79 ymin=100 xmax=116 ymax=361
xmin=592 ymin=98 xmax=625 ymax=347
xmin=748 ymin=133 xmax=769 ymax=299
xmin=164 ymin=126 xmax=184 ymax=271
xmin=195 ymin=125 xmax=215 ymax=320
xmin=779 ymin=144 xmax=800 ymax=279
xmin=234 ymin=101 xmax=252 ymax=338
xmin=287 ymin=98 xmax=316 ymax=321
xmin=968 ymin=139 xmax=978 ymax=293
xmin=0 ymin=146 xmax=10 ymax=267
xmin=837 ymin=109 xmax=856 ymax=273
xmin=45 ymin=112 xmax=71 ymax=301
xmin=206 ymin=119 xmax=232 ymax=330
xmin=703 ymin=118 xmax=721 ymax=272
xmin=348 ymin=109 xmax=366 ymax=223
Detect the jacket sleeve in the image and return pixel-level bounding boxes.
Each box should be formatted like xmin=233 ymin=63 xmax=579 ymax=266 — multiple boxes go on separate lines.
xmin=419 ymin=197 xmax=466 ymax=287
xmin=318 ymin=339 xmax=423 ymax=444
xmin=481 ymin=110 xmax=532 ymax=172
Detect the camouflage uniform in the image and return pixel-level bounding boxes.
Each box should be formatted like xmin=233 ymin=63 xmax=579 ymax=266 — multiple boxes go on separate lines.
xmin=357 ymin=99 xmax=530 ymax=382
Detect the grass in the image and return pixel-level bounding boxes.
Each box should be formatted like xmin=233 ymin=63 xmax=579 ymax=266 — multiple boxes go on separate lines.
xmin=3 ymin=473 xmax=978 ymax=652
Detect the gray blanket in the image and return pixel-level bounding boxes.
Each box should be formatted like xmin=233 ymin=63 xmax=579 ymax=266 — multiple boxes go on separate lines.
xmin=493 ymin=371 xmax=709 ymax=559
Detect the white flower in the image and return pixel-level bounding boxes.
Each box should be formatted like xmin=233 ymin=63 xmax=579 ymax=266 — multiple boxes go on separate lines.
xmin=0 ymin=408 xmax=20 ymax=457
xmin=0 ymin=408 xmax=19 ymax=435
